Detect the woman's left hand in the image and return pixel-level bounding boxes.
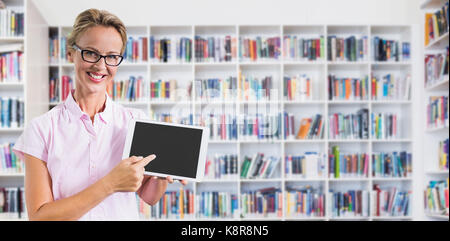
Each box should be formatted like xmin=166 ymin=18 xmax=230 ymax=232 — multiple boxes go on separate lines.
xmin=146 ymin=175 xmax=188 ymax=186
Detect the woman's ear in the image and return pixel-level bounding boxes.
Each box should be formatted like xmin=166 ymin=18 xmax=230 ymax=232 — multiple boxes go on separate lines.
xmin=67 ymin=48 xmax=74 ymax=63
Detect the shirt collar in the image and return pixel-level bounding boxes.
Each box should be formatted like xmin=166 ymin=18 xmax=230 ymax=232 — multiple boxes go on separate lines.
xmin=64 ymin=90 xmax=113 ymax=124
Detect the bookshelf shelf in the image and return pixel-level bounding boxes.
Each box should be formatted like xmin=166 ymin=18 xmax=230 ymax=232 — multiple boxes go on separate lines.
xmin=421 ymin=0 xmax=449 ymax=9
xmin=425 ymin=77 xmax=449 ymax=91
xmin=425 ymin=170 xmax=449 ymax=175
xmin=0 ymin=128 xmax=25 ymax=133
xmin=424 ymin=213 xmax=449 ymax=220
xmin=0 ymin=173 xmax=25 ymax=177
xmin=424 ymin=32 xmax=449 ymax=50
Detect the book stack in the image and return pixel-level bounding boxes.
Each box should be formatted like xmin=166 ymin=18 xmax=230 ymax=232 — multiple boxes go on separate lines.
xmin=283 ymin=36 xmax=325 ymax=61
xmin=328 ymin=75 xmax=369 ymax=101
xmin=239 ymin=113 xmax=282 ymax=141
xmin=327 ymin=35 xmax=368 ymax=62
xmin=426 ymin=96 xmax=449 ymax=129
xmin=284 ymin=113 xmax=324 ymax=140
xmin=424 ymin=179 xmax=449 ymax=216
xmin=0 ymin=187 xmax=26 ymax=219
xmin=137 ymin=188 xmax=195 ymax=220
xmin=329 ymin=189 xmax=370 ymax=218
xmin=194 ymin=77 xmax=238 ymax=102
xmin=372 ymin=185 xmax=411 ymax=217
xmin=61 ymin=75 xmax=74 ymax=101
xmin=239 ymin=36 xmax=281 ymax=62
xmin=328 ymin=109 xmax=369 ymax=140
xmin=372 ymin=151 xmax=412 ymax=178
xmin=0 ymin=51 xmax=23 ymax=83
xmin=425 ymin=2 xmax=449 ymax=46
xmin=0 ymin=97 xmax=24 ymax=128
xmin=49 ymin=36 xmax=59 ymax=63
xmin=240 ymin=153 xmax=280 ymax=179
xmin=198 ymin=114 xmax=238 ymax=141
xmin=286 ymin=186 xmax=325 ymax=218
xmin=0 ymin=142 xmax=23 ymax=174
xmin=372 ymin=37 xmax=410 ymax=62
xmin=371 ymin=74 xmax=411 ymax=101
xmin=108 ymin=76 xmax=147 ymax=102
xmin=149 ymin=36 xmax=192 ymax=63
xmin=439 ymin=138 xmax=449 ymax=171
xmin=241 ymin=187 xmax=282 ymax=218
xmin=283 ymin=75 xmax=313 ymax=101
xmin=194 ymin=36 xmax=237 ymax=62
xmin=238 ymin=74 xmax=274 ymax=101
xmin=49 ymin=77 xmax=59 ymax=103
xmin=123 ymin=36 xmax=148 ymax=63
xmin=425 ymin=49 xmax=449 ymax=88
xmin=328 ymin=146 xmax=369 ymax=179
xmin=150 ymin=113 xmax=194 ymax=126
xmin=285 ymin=152 xmax=326 ymax=179
xmin=0 ymin=9 xmax=24 ymax=37
xmin=371 ymin=112 xmax=399 ymax=140
xmin=198 ymin=191 xmax=239 ymax=219
xmin=204 ymin=154 xmax=239 ymax=180
xmin=150 ymin=79 xmax=177 ymax=102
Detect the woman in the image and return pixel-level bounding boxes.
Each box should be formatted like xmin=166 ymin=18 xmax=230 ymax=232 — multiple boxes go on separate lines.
xmin=12 ymin=8 xmax=186 ymax=221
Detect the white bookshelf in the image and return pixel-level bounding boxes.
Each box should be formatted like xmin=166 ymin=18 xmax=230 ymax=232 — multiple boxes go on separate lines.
xmin=41 ymin=24 xmax=419 ymax=221
xmin=420 ymin=0 xmax=449 ymax=221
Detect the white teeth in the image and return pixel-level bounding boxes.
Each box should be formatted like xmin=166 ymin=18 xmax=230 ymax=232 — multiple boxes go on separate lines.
xmin=88 ymin=72 xmax=104 ymax=80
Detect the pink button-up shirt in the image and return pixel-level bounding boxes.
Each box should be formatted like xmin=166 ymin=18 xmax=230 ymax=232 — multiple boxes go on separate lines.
xmin=13 ymin=90 xmax=147 ymax=220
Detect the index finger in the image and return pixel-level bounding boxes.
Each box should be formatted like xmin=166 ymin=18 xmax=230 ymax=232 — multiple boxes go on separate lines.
xmin=133 ymin=154 xmax=156 ymax=168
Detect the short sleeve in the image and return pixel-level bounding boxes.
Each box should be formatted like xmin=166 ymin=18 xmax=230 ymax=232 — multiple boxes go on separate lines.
xmin=12 ymin=118 xmax=49 ymax=162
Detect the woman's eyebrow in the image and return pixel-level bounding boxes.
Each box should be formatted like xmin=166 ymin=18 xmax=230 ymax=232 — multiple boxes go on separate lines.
xmin=85 ymin=46 xmax=120 ymax=55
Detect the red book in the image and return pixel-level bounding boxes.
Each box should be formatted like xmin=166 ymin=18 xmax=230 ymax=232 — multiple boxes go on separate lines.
xmin=142 ymin=37 xmax=148 ymax=61
xmin=334 ymin=113 xmax=339 ymax=137
xmin=221 ymin=115 xmax=226 ymax=140
xmin=373 ymin=184 xmax=381 ymax=216
xmin=252 ymin=40 xmax=257 ymax=61
xmin=316 ymin=39 xmax=321 ymax=59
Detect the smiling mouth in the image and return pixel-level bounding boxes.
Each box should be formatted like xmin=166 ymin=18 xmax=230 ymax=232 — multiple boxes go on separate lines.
xmin=87 ymin=72 xmax=106 ymax=82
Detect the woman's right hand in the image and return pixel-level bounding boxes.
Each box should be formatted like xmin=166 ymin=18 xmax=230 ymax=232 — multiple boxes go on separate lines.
xmin=104 ymin=155 xmax=156 ymax=193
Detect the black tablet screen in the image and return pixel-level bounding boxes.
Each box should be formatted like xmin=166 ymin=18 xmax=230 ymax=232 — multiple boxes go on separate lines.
xmin=129 ymin=122 xmax=203 ymax=178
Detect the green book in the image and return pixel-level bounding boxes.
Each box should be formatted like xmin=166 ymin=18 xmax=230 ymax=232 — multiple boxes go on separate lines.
xmin=320 ymin=36 xmax=325 ymax=59
xmin=332 ymin=146 xmax=340 ymax=178
xmin=240 ymin=157 xmax=251 ymax=178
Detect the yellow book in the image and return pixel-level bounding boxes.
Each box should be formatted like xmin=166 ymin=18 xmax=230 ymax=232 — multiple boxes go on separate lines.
xmin=286 ymin=192 xmax=291 ymax=216
xmin=180 ymin=188 xmax=184 ymax=219
xmin=432 ymin=15 xmax=440 ymax=40
xmin=292 ymin=76 xmax=297 ymax=100
xmin=11 ymin=14 xmax=15 ymax=36
xmin=161 ymin=80 xmax=166 ymax=99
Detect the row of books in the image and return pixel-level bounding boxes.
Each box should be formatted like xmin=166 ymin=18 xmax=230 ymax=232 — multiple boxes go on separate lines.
xmin=239 ymin=113 xmax=282 ymax=141
xmin=240 ymin=153 xmax=280 ymax=179
xmin=137 ymin=189 xmax=195 ymax=220
xmin=329 ymin=189 xmax=370 ymax=218
xmin=283 ymin=75 xmax=313 ymax=101
xmin=371 ymin=112 xmax=399 ymax=140
xmin=284 ymin=153 xmax=326 ymax=178
xmin=439 ymin=138 xmax=449 ymax=171
xmin=0 ymin=97 xmax=24 ymax=128
xmin=283 ymin=36 xmax=325 ymax=61
xmin=60 ymin=37 xmax=69 ymax=62
xmin=107 ymin=76 xmax=148 ymax=102
xmin=194 ymin=77 xmax=238 ymax=102
xmin=372 ymin=37 xmax=410 ymax=62
xmin=425 ymin=2 xmax=449 ymax=46
xmin=372 ymin=152 xmax=412 ymax=178
xmin=198 ymin=192 xmax=239 ymax=219
xmin=49 ymin=36 xmax=59 ymax=63
xmin=0 ymin=187 xmax=26 ymax=219
xmin=286 ymin=186 xmax=325 ymax=217
xmin=371 ymin=74 xmax=412 ymax=101
xmin=124 ymin=37 xmax=148 ymax=63
xmin=427 ymin=96 xmax=449 ymax=129
xmin=372 ymin=185 xmax=411 ymax=217
xmin=150 ymin=79 xmax=178 ymax=101
xmin=327 ymin=36 xmax=368 ymax=62
xmin=150 ymin=113 xmax=194 ymax=126
xmin=424 ymin=179 xmax=449 ymax=216
xmin=0 ymin=9 xmax=24 ymax=37
xmin=284 ymin=113 xmax=324 ymax=140
xmin=149 ymin=37 xmax=192 ymax=63
xmin=0 ymin=142 xmax=23 ymax=174
xmin=425 ymin=49 xmax=449 ymax=88
xmin=194 ymin=36 xmax=237 ymax=63
xmin=238 ymin=74 xmax=274 ymax=101
xmin=0 ymin=51 xmax=23 ymax=83
xmin=239 ymin=36 xmax=281 ymax=62
xmin=204 ymin=154 xmax=239 ymax=179
xmin=61 ymin=75 xmax=74 ymax=101
xmin=199 ymin=114 xmax=238 ymax=141
xmin=328 ymin=75 xmax=369 ymax=101
xmin=329 ymin=146 xmax=369 ymax=178
xmin=328 ymin=109 xmax=369 ymax=140
xmin=241 ymin=187 xmax=282 ymax=218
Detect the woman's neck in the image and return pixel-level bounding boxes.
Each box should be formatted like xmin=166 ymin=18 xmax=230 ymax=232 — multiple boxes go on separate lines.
xmin=73 ymin=89 xmax=106 ymax=123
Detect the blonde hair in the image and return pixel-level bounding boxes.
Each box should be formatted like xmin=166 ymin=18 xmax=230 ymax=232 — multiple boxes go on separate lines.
xmin=67 ymin=9 xmax=127 ymax=55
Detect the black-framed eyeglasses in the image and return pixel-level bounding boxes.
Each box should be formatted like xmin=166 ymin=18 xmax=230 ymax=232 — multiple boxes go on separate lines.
xmin=73 ymin=45 xmax=124 ymax=66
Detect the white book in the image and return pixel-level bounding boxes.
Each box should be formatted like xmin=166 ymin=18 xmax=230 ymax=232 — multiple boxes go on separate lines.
xmin=362 ymin=191 xmax=369 ymax=217
xmin=304 ymin=152 xmax=319 ymax=178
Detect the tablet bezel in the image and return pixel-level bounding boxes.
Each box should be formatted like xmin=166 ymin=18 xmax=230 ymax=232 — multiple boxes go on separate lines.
xmin=122 ymin=119 xmax=208 ymax=182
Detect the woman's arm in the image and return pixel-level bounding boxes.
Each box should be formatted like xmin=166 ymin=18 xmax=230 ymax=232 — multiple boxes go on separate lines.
xmin=137 ymin=176 xmax=188 ymax=206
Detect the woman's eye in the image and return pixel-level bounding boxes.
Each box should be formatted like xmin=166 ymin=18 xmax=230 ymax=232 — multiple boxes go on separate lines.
xmin=86 ymin=51 xmax=98 ymax=57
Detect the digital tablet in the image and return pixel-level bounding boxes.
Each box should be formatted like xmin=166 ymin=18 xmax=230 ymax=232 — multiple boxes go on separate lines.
xmin=122 ymin=119 xmax=209 ymax=182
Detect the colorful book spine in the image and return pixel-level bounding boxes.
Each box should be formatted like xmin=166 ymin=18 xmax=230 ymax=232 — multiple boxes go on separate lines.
xmin=240 ymin=153 xmax=280 ymax=179
xmin=49 ymin=77 xmax=59 ymax=103
xmin=0 ymin=187 xmax=26 ymax=219
xmin=194 ymin=77 xmax=238 ymax=102
xmin=371 ymin=74 xmax=411 ymax=101
xmin=285 ymin=152 xmax=326 ymax=178
xmin=49 ymin=36 xmax=59 ymax=63
xmin=239 ymin=113 xmax=282 ymax=141
xmin=286 ymin=186 xmax=325 ymax=218
xmin=425 ymin=49 xmax=449 ymax=88
xmin=372 ymin=152 xmax=412 ymax=178
xmin=150 ymin=113 xmax=194 ymax=126
xmin=328 ymin=109 xmax=369 ymax=140
xmin=328 ymin=146 xmax=369 ymax=179
xmin=0 ymin=51 xmax=23 ymax=83
xmin=239 ymin=36 xmax=281 ymax=62
xmin=284 ymin=113 xmax=324 ymax=140
xmin=328 ymin=75 xmax=369 ymax=101
xmin=424 ymin=2 xmax=449 ymax=46
xmin=329 ymin=189 xmax=370 ymax=218
xmin=150 ymin=79 xmax=177 ymax=102
xmin=327 ymin=35 xmax=368 ymax=62
xmin=198 ymin=114 xmax=238 ymax=141
xmin=372 ymin=185 xmax=411 ymax=217
xmin=60 ymin=36 xmax=68 ymax=62
xmin=372 ymin=37 xmax=410 ymax=62
xmin=0 ymin=97 xmax=24 ymax=128
xmin=198 ymin=192 xmax=239 ymax=219
xmin=0 ymin=10 xmax=24 ymax=37
xmin=149 ymin=36 xmax=192 ymax=63
xmin=426 ymin=96 xmax=449 ymax=129
xmin=371 ymin=112 xmax=399 ymax=140
xmin=204 ymin=154 xmax=239 ymax=180
xmin=283 ymin=36 xmax=325 ymax=61
xmin=424 ymin=179 xmax=449 ymax=216
xmin=439 ymin=138 xmax=449 ymax=171
xmin=283 ymin=75 xmax=313 ymax=101
xmin=108 ymin=76 xmax=148 ymax=102
xmin=61 ymin=75 xmax=74 ymax=101
xmin=124 ymin=36 xmax=148 ymax=63
xmin=0 ymin=143 xmax=24 ymax=174
xmin=241 ymin=187 xmax=282 ymax=218
xmin=238 ymin=73 xmax=274 ymax=101
xmin=195 ymin=36 xmax=237 ymax=62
